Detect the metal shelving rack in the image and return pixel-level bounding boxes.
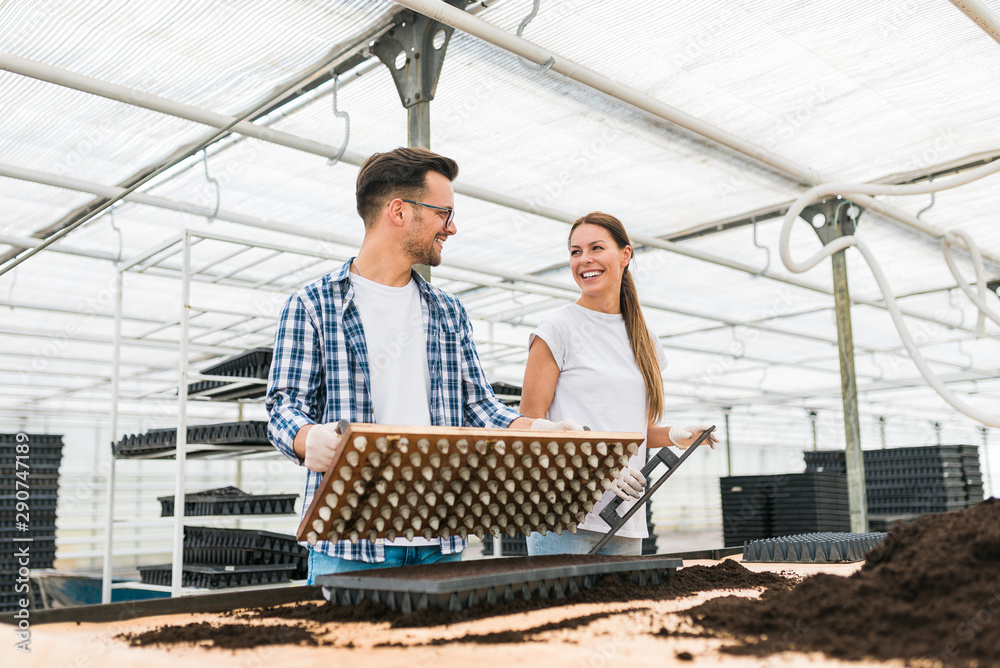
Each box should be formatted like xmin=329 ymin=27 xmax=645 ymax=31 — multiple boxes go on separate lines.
xmin=102 ymin=228 xmax=353 ymax=602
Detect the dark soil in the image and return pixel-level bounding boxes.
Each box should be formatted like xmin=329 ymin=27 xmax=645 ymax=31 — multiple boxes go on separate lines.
xmin=117 ymin=620 xmax=332 ymax=649
xmin=119 ymin=556 xmax=795 ymax=650
xmin=683 ymin=498 xmax=1000 ymax=666
xmin=425 ymin=608 xmax=648 ymax=645
xmin=232 ymin=557 xmax=794 ymax=629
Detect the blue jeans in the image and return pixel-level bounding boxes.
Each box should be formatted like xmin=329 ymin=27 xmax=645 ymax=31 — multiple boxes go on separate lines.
xmin=526 ymin=529 xmax=642 ymax=556
xmin=307 ymin=545 xmax=462 ymax=583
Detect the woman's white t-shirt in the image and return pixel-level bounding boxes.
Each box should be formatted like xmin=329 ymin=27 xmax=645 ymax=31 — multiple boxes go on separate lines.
xmin=530 ymin=304 xmax=667 ymax=538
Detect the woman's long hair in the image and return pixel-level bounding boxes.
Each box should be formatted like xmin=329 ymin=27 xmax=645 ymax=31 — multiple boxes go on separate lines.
xmin=569 ymin=212 xmax=664 ymax=424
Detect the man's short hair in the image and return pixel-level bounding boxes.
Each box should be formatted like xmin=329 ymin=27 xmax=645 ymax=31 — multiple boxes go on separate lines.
xmin=356 ymin=147 xmax=459 ymax=227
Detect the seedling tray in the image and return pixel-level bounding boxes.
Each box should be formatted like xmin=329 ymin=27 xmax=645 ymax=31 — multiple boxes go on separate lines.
xmin=317 ymin=554 xmax=681 ymax=612
xmin=138 ymin=563 xmax=297 ymax=589
xmin=158 ymin=486 xmax=297 ymax=516
xmin=0 ymin=434 xmax=64 ymax=446
xmin=114 ymin=421 xmax=269 ymax=457
xmin=299 ymin=424 xmax=644 ymax=545
xmin=187 ymin=347 xmax=272 ymax=401
xmin=743 ymin=531 xmax=887 ymax=563
xmin=183 ymin=526 xmax=307 ymax=577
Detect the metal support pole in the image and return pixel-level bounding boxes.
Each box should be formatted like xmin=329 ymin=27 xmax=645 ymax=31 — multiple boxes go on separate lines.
xmin=805 ymin=199 xmax=867 ymax=533
xmin=101 ymin=267 xmax=123 ymax=604
xmin=979 ymin=426 xmax=993 ymax=498
xmin=807 ymin=410 xmax=819 ymax=451
xmin=408 ymin=100 xmax=431 ymax=150
xmin=722 ymin=407 xmax=732 ymax=477
xmin=171 ymin=231 xmax=192 ymax=597
xmin=410 ymin=100 xmax=432 ymax=282
xmin=372 ymin=4 xmax=464 ymax=282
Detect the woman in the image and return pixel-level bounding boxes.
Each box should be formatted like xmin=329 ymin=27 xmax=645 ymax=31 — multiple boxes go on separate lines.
xmin=520 ymin=212 xmax=718 ymax=556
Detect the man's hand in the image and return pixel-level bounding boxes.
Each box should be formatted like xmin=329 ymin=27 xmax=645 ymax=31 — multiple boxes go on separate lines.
xmin=610 ymin=466 xmax=646 ymax=501
xmin=668 ymin=425 xmax=720 ymax=450
xmin=530 ymin=417 xmax=586 ymax=431
xmin=302 ymin=422 xmax=347 ymax=472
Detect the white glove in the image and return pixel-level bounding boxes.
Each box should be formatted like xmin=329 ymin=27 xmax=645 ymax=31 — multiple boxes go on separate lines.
xmin=302 ymin=422 xmax=347 ymax=473
xmin=530 ymin=417 xmax=586 ymax=431
xmin=668 ymin=424 xmax=720 ymax=450
xmin=610 ymin=466 xmax=646 ymax=501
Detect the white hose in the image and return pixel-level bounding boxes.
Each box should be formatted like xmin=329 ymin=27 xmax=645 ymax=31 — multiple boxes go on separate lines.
xmin=943 ymin=228 xmax=1000 ymax=334
xmin=779 ymin=158 xmax=1000 ymax=428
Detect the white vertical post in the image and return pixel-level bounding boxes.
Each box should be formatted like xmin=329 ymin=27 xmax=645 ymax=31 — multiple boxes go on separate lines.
xmin=980 ymin=426 xmax=993 ymax=499
xmin=171 ymin=231 xmax=191 ymax=597
xmin=101 ymin=267 xmax=124 ymax=604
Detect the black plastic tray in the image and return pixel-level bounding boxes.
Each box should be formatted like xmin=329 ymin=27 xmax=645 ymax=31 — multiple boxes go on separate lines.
xmin=114 ymin=421 xmax=270 ymax=457
xmin=183 ymin=526 xmax=307 ymax=577
xmin=158 ymin=486 xmax=297 ymax=517
xmin=0 ymin=434 xmax=64 ymax=446
xmin=318 ymin=555 xmax=682 ymax=613
xmin=187 ymin=348 xmax=272 ymax=401
xmin=138 ymin=563 xmax=297 ymax=589
xmin=744 ymin=531 xmax=887 ymax=563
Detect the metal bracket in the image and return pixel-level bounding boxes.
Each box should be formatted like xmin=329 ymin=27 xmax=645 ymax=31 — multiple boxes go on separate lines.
xmin=589 ymin=426 xmax=715 ymax=555
xmin=371 ymin=2 xmax=468 ymax=108
xmin=802 ymin=198 xmax=863 ymax=244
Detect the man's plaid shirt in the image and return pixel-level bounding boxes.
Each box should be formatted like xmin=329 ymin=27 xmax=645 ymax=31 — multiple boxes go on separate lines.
xmin=266 ymin=258 xmax=522 ymax=562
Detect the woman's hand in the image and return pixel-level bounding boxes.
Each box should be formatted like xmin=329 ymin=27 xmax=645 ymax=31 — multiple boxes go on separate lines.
xmin=668 ymin=425 xmax=720 ymax=450
xmin=610 ymin=466 xmax=646 ymax=500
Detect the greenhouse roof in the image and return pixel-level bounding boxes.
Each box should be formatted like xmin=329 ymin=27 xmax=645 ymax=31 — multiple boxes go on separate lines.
xmin=2 ymin=0 xmax=999 ymax=431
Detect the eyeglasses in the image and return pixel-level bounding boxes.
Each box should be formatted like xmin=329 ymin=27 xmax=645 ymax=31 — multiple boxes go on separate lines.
xmin=401 ymin=199 xmax=455 ymax=228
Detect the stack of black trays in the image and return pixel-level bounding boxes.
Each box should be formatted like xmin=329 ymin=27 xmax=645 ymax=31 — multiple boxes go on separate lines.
xmin=112 ymin=421 xmax=270 ymax=457
xmin=641 ymin=501 xmax=658 ymax=555
xmin=138 ymin=563 xmax=297 ymax=589
xmin=720 ymin=472 xmax=850 ymax=546
xmin=720 ymin=475 xmax=778 ymax=546
xmin=771 ymin=473 xmax=851 ymax=536
xmin=803 ymin=445 xmax=984 ymax=525
xmin=960 ymin=445 xmax=986 ymax=502
xmin=187 ymin=348 xmax=272 ymax=401
xmin=157 ymin=486 xmax=297 ymax=517
xmin=1 ymin=434 xmax=63 ymax=612
xmin=183 ymin=526 xmax=308 ymax=578
xmin=138 ymin=525 xmax=307 ymax=588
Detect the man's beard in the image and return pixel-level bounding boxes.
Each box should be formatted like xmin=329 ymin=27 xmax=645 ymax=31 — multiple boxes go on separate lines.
xmin=402 ymin=209 xmax=442 ymax=267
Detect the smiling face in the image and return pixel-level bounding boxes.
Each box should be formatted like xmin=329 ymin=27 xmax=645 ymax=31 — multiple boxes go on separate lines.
xmin=401 ymin=171 xmax=456 ymax=267
xmin=569 ymin=222 xmax=632 ymax=305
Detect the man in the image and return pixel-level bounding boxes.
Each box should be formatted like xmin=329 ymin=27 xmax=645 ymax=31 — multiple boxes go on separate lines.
xmin=266 ymin=147 xmax=575 ymax=581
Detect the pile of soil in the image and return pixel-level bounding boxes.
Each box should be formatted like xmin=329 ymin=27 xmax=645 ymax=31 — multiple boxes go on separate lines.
xmin=683 ymin=498 xmax=1000 ymax=666
xmin=116 ymin=555 xmax=795 ymax=650
xmin=118 ymin=620 xmax=331 ymax=649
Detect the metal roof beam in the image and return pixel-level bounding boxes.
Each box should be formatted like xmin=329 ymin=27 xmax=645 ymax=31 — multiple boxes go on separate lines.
xmin=3 ymin=161 xmax=976 ymax=337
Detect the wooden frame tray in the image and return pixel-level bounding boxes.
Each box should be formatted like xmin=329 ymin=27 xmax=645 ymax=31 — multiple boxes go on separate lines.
xmin=297 ymin=424 xmax=644 ymax=545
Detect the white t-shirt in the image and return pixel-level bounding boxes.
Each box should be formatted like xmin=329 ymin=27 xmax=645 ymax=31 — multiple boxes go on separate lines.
xmin=530 ymin=304 xmax=667 ymax=538
xmin=350 ymin=272 xmax=433 ymax=547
